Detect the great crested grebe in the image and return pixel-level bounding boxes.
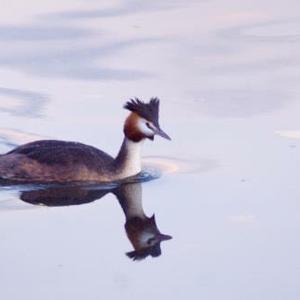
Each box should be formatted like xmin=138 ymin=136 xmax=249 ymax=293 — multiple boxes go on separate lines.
xmin=0 ymin=98 xmax=171 ymax=183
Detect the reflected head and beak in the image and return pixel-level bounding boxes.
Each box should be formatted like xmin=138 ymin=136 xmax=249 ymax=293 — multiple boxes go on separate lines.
xmin=125 ymin=214 xmax=172 ymax=261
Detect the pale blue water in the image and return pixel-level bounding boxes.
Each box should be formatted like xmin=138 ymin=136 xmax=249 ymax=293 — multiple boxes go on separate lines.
xmin=0 ymin=1 xmax=300 ymax=299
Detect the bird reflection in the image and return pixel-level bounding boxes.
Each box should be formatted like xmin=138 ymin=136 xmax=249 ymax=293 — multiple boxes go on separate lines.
xmin=18 ymin=182 xmax=172 ymax=261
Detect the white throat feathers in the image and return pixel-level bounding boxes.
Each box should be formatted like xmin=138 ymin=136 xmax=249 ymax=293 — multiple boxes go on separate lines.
xmin=115 ymin=138 xmax=143 ymax=179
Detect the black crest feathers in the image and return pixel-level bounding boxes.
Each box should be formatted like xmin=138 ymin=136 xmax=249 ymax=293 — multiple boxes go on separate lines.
xmin=124 ymin=98 xmax=160 ymax=125
xmin=126 ymin=243 xmax=162 ymax=261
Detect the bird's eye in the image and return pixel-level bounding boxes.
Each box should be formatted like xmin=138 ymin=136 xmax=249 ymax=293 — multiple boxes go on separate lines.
xmin=147 ymin=237 xmax=155 ymax=245
xmin=146 ymin=122 xmax=152 ymax=129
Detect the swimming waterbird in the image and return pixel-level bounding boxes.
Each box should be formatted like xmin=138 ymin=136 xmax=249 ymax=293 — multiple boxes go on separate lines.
xmin=0 ymin=98 xmax=171 ymax=183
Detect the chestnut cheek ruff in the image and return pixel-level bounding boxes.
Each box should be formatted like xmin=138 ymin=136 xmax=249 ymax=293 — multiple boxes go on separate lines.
xmin=124 ymin=113 xmax=146 ymax=142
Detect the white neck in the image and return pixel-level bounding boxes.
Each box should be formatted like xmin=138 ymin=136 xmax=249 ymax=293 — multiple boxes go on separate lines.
xmin=114 ymin=137 xmax=143 ymax=179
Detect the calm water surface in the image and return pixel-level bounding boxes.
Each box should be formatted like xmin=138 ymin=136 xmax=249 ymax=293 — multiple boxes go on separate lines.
xmin=0 ymin=0 xmax=300 ymax=299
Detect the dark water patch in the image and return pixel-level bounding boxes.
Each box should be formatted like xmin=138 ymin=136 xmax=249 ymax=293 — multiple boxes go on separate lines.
xmin=0 ymin=87 xmax=49 ymax=118
xmin=0 ymin=25 xmax=92 ymax=41
xmin=45 ymin=0 xmax=200 ymax=20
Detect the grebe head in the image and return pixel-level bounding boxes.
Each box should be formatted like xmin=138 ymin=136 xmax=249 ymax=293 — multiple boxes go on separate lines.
xmin=123 ymin=98 xmax=171 ymax=142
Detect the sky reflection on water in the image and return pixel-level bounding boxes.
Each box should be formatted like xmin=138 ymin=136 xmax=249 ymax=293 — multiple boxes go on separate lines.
xmin=0 ymin=87 xmax=48 ymax=117
xmin=0 ymin=0 xmax=300 ymax=299
xmin=46 ymin=0 xmax=198 ymax=20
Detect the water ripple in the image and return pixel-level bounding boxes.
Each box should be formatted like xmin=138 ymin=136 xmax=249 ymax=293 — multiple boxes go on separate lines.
xmin=45 ymin=0 xmax=200 ymax=20
xmin=220 ymin=18 xmax=300 ymax=43
xmin=0 ymin=87 xmax=49 ymax=118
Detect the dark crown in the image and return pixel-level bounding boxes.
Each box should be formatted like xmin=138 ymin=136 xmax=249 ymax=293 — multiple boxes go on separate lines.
xmin=124 ymin=98 xmax=160 ymax=126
